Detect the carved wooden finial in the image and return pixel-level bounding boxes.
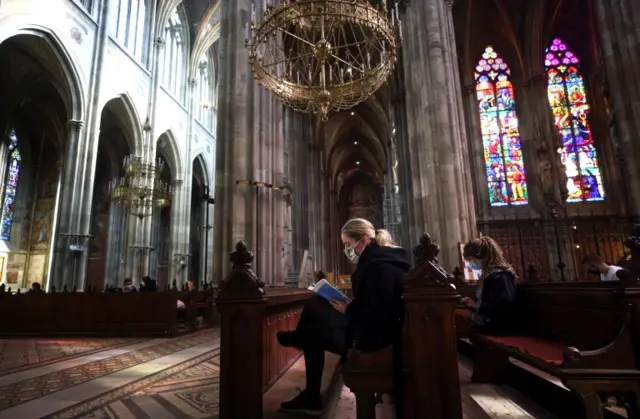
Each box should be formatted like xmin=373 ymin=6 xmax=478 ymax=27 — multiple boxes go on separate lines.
xmin=413 ymin=233 xmax=440 ymax=264
xmin=405 ymin=233 xmax=455 ymax=290
xmin=217 ymin=241 xmax=265 ymax=299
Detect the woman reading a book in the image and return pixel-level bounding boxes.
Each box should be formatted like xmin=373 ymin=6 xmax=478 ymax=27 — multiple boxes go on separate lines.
xmin=277 ymin=218 xmax=410 ymax=415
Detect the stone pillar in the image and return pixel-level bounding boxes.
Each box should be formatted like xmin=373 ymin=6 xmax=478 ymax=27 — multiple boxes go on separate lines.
xmin=400 ymin=0 xmax=476 ymax=270
xmin=169 ymin=178 xmax=184 ymax=285
xmin=73 ymin=0 xmax=115 ymax=290
xmin=592 ymin=0 xmax=640 ymax=217
xmin=212 ymin=0 xmax=285 ymax=283
xmin=52 ymin=119 xmax=85 ymax=289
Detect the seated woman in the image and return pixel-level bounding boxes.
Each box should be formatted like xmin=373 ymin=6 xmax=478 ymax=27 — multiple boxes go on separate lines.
xmin=276 ymin=218 xmax=410 ymax=415
xmin=455 ymin=237 xmax=517 ymax=336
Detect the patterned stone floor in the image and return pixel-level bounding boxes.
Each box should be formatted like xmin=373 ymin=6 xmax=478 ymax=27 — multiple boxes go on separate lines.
xmin=0 ymin=331 xmax=559 ymax=419
xmin=0 ymin=338 xmax=142 ymax=376
xmin=0 ymin=329 xmax=220 ymax=419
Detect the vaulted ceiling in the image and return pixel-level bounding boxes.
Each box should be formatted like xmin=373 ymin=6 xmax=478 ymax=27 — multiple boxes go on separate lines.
xmin=453 ymin=0 xmax=600 ymax=82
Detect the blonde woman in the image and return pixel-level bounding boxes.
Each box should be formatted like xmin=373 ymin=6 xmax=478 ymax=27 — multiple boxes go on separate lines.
xmin=277 ymin=218 xmax=410 ymax=415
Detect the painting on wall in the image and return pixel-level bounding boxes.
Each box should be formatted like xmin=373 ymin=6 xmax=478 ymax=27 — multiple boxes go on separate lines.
xmin=90 ymin=214 xmax=109 ymax=257
xmin=30 ymin=199 xmax=54 ymax=251
xmin=347 ymin=184 xmax=377 ymax=224
xmin=26 ymin=253 xmax=47 ymax=288
xmin=5 ymin=253 xmax=26 ymax=286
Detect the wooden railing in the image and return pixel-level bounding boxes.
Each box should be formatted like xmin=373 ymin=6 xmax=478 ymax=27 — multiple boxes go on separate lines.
xmin=0 ymin=289 xmax=215 ymax=336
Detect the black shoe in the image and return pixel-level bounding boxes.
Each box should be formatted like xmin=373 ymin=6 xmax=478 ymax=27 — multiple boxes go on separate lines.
xmin=277 ymin=330 xmax=299 ymax=348
xmin=280 ymin=388 xmax=322 ymax=415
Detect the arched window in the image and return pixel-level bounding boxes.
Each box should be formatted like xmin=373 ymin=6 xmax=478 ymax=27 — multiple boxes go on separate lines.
xmin=0 ymin=131 xmax=21 ymax=241
xmin=109 ymin=0 xmax=148 ymax=63
xmin=546 ymin=38 xmax=604 ymax=202
xmin=160 ymin=8 xmax=187 ymax=101
xmin=475 ymin=46 xmax=528 ymax=207
xmin=196 ymin=52 xmax=215 ymax=131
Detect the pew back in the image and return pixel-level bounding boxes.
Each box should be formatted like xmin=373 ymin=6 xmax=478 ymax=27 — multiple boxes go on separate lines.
xmin=516 ymin=282 xmax=624 ymax=350
xmin=263 ymin=289 xmax=309 ymax=391
xmin=0 ymin=292 xmax=179 ymax=335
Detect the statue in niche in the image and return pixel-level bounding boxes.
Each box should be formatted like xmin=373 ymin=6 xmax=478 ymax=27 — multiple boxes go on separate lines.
xmin=538 ymin=158 xmax=554 ymax=196
xmin=347 ymin=184 xmax=377 ymax=223
xmin=90 ymin=216 xmax=107 ymax=256
xmin=160 ymin=224 xmax=170 ymax=262
xmin=603 ymin=91 xmax=620 ymax=147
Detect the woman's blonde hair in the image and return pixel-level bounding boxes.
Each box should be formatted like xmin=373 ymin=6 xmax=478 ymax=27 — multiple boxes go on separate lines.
xmin=341 ymin=218 xmax=397 ymax=247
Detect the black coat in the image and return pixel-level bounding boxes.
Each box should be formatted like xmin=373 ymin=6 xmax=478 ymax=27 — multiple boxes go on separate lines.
xmin=477 ymin=267 xmax=517 ymax=335
xmin=345 ymin=244 xmax=411 ymax=352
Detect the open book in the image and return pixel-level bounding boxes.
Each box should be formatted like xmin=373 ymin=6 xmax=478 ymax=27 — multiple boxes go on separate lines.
xmin=308 ymin=279 xmax=351 ymax=303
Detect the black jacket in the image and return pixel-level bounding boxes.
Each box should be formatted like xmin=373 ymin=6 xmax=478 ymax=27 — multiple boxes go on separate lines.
xmin=477 ymin=266 xmax=517 ymax=335
xmin=345 ymin=244 xmax=411 ymax=352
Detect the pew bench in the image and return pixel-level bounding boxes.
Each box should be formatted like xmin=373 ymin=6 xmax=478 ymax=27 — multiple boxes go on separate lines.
xmin=470 ymin=282 xmax=640 ymax=419
xmin=342 ymin=346 xmax=395 ymax=418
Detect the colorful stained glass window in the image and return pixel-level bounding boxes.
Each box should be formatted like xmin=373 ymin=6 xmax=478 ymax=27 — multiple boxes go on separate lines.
xmin=0 ymin=131 xmax=21 ymax=241
xmin=545 ymin=38 xmax=604 ymax=202
xmin=475 ymin=46 xmax=528 ymax=206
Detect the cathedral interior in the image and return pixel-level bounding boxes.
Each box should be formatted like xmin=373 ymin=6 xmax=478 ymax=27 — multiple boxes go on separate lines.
xmin=0 ymin=0 xmax=638 ymax=418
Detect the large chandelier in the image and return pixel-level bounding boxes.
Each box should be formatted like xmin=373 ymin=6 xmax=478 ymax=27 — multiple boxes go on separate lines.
xmin=109 ymin=155 xmax=172 ymax=219
xmin=246 ymin=0 xmax=402 ymax=121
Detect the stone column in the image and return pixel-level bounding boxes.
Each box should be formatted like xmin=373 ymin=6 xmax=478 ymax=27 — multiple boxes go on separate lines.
xmin=52 ymin=119 xmax=84 ymax=289
xmin=592 ymin=0 xmax=640 ymax=217
xmin=212 ymin=0 xmax=285 ymax=283
xmin=169 ymin=178 xmax=184 ymax=285
xmin=400 ymin=0 xmax=476 ymax=270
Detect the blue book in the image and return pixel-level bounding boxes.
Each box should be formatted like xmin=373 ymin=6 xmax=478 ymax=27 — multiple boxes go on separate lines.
xmin=309 ymin=279 xmax=350 ymax=303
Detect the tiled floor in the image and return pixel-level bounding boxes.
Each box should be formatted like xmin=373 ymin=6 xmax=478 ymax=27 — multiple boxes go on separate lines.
xmin=0 ymin=331 xmax=557 ymax=419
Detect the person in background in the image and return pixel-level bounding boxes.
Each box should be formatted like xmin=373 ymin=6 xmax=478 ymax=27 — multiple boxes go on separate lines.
xmin=582 ymin=254 xmax=622 ymax=282
xmin=276 ymin=218 xmax=410 ymax=415
xmin=28 ymin=282 xmax=44 ymax=294
xmin=123 ymin=278 xmax=136 ymax=292
xmin=455 ymin=237 xmax=517 ymax=335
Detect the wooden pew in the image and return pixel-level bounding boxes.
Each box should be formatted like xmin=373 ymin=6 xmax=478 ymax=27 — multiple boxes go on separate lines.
xmin=342 ymin=233 xmax=463 ymax=419
xmin=0 ymin=291 xmax=179 ymax=336
xmin=470 ymin=278 xmax=640 ymax=418
xmin=215 ymin=241 xmax=313 ymax=418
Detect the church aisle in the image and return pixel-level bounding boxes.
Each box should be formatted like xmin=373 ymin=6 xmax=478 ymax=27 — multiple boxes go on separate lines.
xmin=0 ymin=329 xmax=219 ymax=419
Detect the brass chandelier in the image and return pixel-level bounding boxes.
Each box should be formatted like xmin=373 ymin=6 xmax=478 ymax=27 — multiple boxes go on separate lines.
xmin=109 ymin=155 xmax=172 ymax=219
xmin=246 ymin=0 xmax=402 ymax=121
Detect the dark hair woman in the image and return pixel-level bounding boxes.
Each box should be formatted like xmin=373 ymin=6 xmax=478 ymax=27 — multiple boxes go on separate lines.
xmin=276 ymin=218 xmax=410 ymax=415
xmin=457 ymin=236 xmax=518 ymax=335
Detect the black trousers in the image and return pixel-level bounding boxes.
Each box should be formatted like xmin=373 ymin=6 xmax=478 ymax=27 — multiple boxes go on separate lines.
xmin=294 ymin=295 xmax=348 ymax=395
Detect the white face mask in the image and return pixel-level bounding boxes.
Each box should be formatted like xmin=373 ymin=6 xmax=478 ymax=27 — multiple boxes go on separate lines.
xmin=344 ymin=246 xmax=358 ymax=263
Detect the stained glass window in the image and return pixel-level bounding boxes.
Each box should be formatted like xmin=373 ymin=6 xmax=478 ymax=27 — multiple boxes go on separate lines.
xmin=0 ymin=131 xmax=20 ymax=241
xmin=545 ymin=38 xmax=604 ymax=202
xmin=475 ymin=47 xmax=528 ymax=206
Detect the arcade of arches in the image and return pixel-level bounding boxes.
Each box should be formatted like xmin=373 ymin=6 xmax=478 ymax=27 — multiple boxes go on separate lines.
xmin=0 ymin=0 xmax=638 ymax=418
xmin=0 ymin=0 xmax=637 ymax=291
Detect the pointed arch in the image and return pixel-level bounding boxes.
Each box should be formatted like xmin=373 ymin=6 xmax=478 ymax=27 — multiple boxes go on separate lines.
xmin=157 ymin=129 xmax=183 ymax=180
xmin=475 ymin=46 xmax=528 ymax=206
xmin=102 ymin=92 xmax=143 ymax=154
xmin=0 ymin=28 xmax=86 ymax=121
xmin=545 ymin=38 xmax=604 ymax=202
xmin=192 ymin=153 xmax=211 ymax=187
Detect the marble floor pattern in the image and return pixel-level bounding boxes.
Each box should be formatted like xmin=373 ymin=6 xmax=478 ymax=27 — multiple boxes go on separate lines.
xmin=0 ymin=329 xmax=220 ymax=419
xmin=0 ymin=331 xmax=559 ymax=419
